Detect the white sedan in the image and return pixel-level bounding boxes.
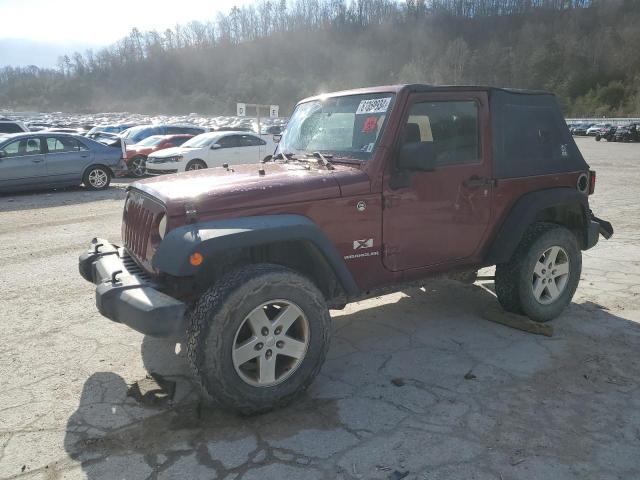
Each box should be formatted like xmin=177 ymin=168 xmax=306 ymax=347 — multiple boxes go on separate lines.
xmin=145 ymin=131 xmax=275 ymax=174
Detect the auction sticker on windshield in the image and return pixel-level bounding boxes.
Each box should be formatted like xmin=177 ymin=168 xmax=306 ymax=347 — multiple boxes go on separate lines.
xmin=356 ymin=97 xmax=391 ymax=115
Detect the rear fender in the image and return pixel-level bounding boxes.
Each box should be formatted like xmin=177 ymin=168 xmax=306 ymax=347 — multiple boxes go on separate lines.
xmin=485 ymin=187 xmax=591 ymax=264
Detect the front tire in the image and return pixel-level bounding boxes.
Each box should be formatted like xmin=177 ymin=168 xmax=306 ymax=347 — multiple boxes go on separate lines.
xmin=83 ymin=165 xmax=111 ymax=190
xmin=128 ymin=155 xmax=147 ymax=177
xmin=185 ymin=159 xmax=207 ymax=171
xmin=187 ymin=264 xmax=331 ymax=414
xmin=495 ymin=223 xmax=581 ymax=322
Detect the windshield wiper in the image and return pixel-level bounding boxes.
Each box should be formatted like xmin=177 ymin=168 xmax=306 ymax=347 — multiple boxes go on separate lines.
xmin=306 ymin=151 xmax=335 ymax=170
xmin=263 ymin=152 xmax=296 ymax=163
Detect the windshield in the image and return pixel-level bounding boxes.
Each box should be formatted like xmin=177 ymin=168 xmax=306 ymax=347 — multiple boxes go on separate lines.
xmin=182 ymin=133 xmax=216 ymax=148
xmin=277 ymin=93 xmax=395 ymax=160
xmin=135 ymin=135 xmax=164 ymax=147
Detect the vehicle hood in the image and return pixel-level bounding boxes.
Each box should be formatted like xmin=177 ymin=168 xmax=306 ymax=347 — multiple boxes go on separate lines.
xmin=149 ymin=146 xmax=193 ymax=158
xmin=132 ymin=162 xmax=370 ymax=217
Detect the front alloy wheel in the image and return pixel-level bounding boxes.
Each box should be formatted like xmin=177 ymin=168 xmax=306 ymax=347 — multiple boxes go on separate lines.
xmin=129 ymin=156 xmax=147 ymax=177
xmin=232 ymin=300 xmax=310 ymax=387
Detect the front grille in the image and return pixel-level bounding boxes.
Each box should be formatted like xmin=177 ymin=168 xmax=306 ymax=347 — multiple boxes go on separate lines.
xmin=120 ymin=249 xmax=152 ymax=282
xmin=122 ymin=190 xmax=165 ymax=267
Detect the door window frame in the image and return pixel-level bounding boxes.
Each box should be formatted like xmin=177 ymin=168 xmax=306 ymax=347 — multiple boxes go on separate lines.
xmin=0 ymin=137 xmax=44 ymax=158
xmin=394 ymin=92 xmax=488 ymax=171
xmin=44 ymin=136 xmax=88 ymax=154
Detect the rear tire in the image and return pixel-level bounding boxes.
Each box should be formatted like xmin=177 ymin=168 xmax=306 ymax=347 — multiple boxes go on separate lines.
xmin=185 ymin=159 xmax=207 ymax=171
xmin=187 ymin=264 xmax=331 ymax=414
xmin=495 ymin=223 xmax=581 ymax=322
xmin=595 ymin=135 xmax=601 ymax=141
xmin=83 ymin=165 xmax=111 ymax=190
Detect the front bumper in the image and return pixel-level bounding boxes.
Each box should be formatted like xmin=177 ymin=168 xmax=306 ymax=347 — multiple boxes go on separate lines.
xmin=79 ymin=238 xmax=186 ymax=338
xmin=585 ymin=213 xmax=614 ymax=250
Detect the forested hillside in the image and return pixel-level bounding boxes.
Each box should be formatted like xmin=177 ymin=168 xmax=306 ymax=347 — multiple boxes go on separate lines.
xmin=1 ymin=0 xmax=639 ymax=117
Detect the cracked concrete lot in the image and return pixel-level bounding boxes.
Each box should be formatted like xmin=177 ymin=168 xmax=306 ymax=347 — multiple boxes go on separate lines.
xmin=1 ymin=138 xmax=639 ymax=480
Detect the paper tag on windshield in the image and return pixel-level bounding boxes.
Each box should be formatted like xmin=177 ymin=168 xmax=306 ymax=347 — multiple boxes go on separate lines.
xmin=356 ymin=97 xmax=391 ymax=115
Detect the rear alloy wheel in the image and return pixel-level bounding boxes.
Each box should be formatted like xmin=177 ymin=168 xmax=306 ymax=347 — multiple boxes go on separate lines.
xmin=495 ymin=223 xmax=581 ymax=322
xmin=128 ymin=155 xmax=147 ymax=177
xmin=186 ymin=159 xmax=207 ymax=171
xmin=531 ymin=246 xmax=571 ymax=305
xmin=83 ymin=166 xmax=111 ymax=190
xmin=187 ymin=264 xmax=331 ymax=414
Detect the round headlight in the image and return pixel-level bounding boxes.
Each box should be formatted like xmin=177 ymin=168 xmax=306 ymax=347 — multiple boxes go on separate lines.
xmin=158 ymin=214 xmax=167 ymax=239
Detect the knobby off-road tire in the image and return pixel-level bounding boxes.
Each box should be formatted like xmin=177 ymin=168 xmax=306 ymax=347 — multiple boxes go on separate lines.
xmin=495 ymin=222 xmax=581 ymax=323
xmin=187 ymin=263 xmax=331 ymax=415
xmin=83 ymin=165 xmax=111 ymax=190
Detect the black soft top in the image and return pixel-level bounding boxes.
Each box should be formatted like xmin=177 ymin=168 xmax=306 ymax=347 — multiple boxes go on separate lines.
xmin=403 ymin=84 xmax=552 ymax=96
xmin=488 ymin=88 xmax=588 ymax=178
xmin=404 ymin=85 xmax=587 ymax=178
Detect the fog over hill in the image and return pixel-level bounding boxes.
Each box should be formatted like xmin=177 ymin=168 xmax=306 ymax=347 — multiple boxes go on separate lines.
xmin=1 ymin=0 xmax=638 ymax=117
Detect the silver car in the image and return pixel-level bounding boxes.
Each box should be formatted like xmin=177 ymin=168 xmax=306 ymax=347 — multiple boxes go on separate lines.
xmin=0 ymin=132 xmax=125 ymax=192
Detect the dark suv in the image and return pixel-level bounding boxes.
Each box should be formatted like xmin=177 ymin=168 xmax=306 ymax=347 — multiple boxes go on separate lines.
xmin=80 ymin=85 xmax=613 ymax=414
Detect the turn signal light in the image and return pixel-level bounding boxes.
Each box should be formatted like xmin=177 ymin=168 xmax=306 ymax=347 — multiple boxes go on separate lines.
xmin=189 ymin=252 xmax=204 ymax=266
xmin=589 ymin=170 xmax=596 ymax=195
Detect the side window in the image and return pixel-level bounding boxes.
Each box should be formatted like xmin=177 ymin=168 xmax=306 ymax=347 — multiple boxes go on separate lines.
xmin=503 ymin=105 xmax=563 ymax=162
xmin=0 ymin=123 xmax=24 ymax=134
xmin=167 ymin=126 xmax=203 ymax=135
xmin=403 ymin=100 xmax=480 ymax=167
xmin=0 ymin=138 xmax=41 ymax=157
xmin=46 ymin=137 xmax=88 ymax=153
xmin=172 ymin=137 xmax=190 ymax=146
xmin=217 ymin=135 xmax=240 ymax=148
xmin=240 ymin=135 xmax=266 ymax=147
xmin=0 ymin=139 xmax=23 ymax=157
xmin=166 ymin=126 xmax=183 ymax=135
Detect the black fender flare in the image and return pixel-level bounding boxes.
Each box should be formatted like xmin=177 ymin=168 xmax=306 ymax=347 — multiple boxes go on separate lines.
xmin=485 ymin=187 xmax=590 ymax=264
xmin=153 ymin=214 xmax=359 ymax=297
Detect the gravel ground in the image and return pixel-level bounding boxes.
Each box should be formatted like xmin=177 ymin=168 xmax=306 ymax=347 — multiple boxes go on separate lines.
xmin=1 ymin=138 xmax=639 ymax=480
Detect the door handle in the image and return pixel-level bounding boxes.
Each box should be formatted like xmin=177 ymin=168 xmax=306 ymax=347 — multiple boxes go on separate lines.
xmin=80 ymin=154 xmax=89 ymax=158
xmin=31 ymin=158 xmax=44 ymax=163
xmin=463 ymin=175 xmax=494 ymax=189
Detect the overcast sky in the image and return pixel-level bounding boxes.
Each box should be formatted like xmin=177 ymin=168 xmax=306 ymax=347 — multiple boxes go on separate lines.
xmin=0 ymin=0 xmax=252 ymax=67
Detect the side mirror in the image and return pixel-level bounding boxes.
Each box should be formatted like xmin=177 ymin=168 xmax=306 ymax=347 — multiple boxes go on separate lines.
xmin=0 ymin=151 xmax=5 ymax=159
xmin=397 ymin=142 xmax=436 ymax=172
xmin=211 ymin=143 xmax=222 ymax=150
xmin=273 ymin=134 xmax=282 ymax=143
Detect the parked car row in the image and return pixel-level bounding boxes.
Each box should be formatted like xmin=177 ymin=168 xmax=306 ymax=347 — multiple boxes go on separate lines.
xmin=567 ymin=122 xmax=610 ymax=136
xmin=567 ymin=121 xmax=640 ymax=142
xmin=0 ymin=122 xmax=280 ymax=192
xmin=595 ymin=123 xmax=640 ymax=142
xmin=0 ymin=132 xmax=125 ymax=192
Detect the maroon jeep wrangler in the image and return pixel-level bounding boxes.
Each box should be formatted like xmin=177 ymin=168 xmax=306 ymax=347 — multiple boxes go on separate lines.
xmin=80 ymin=85 xmax=613 ymax=413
